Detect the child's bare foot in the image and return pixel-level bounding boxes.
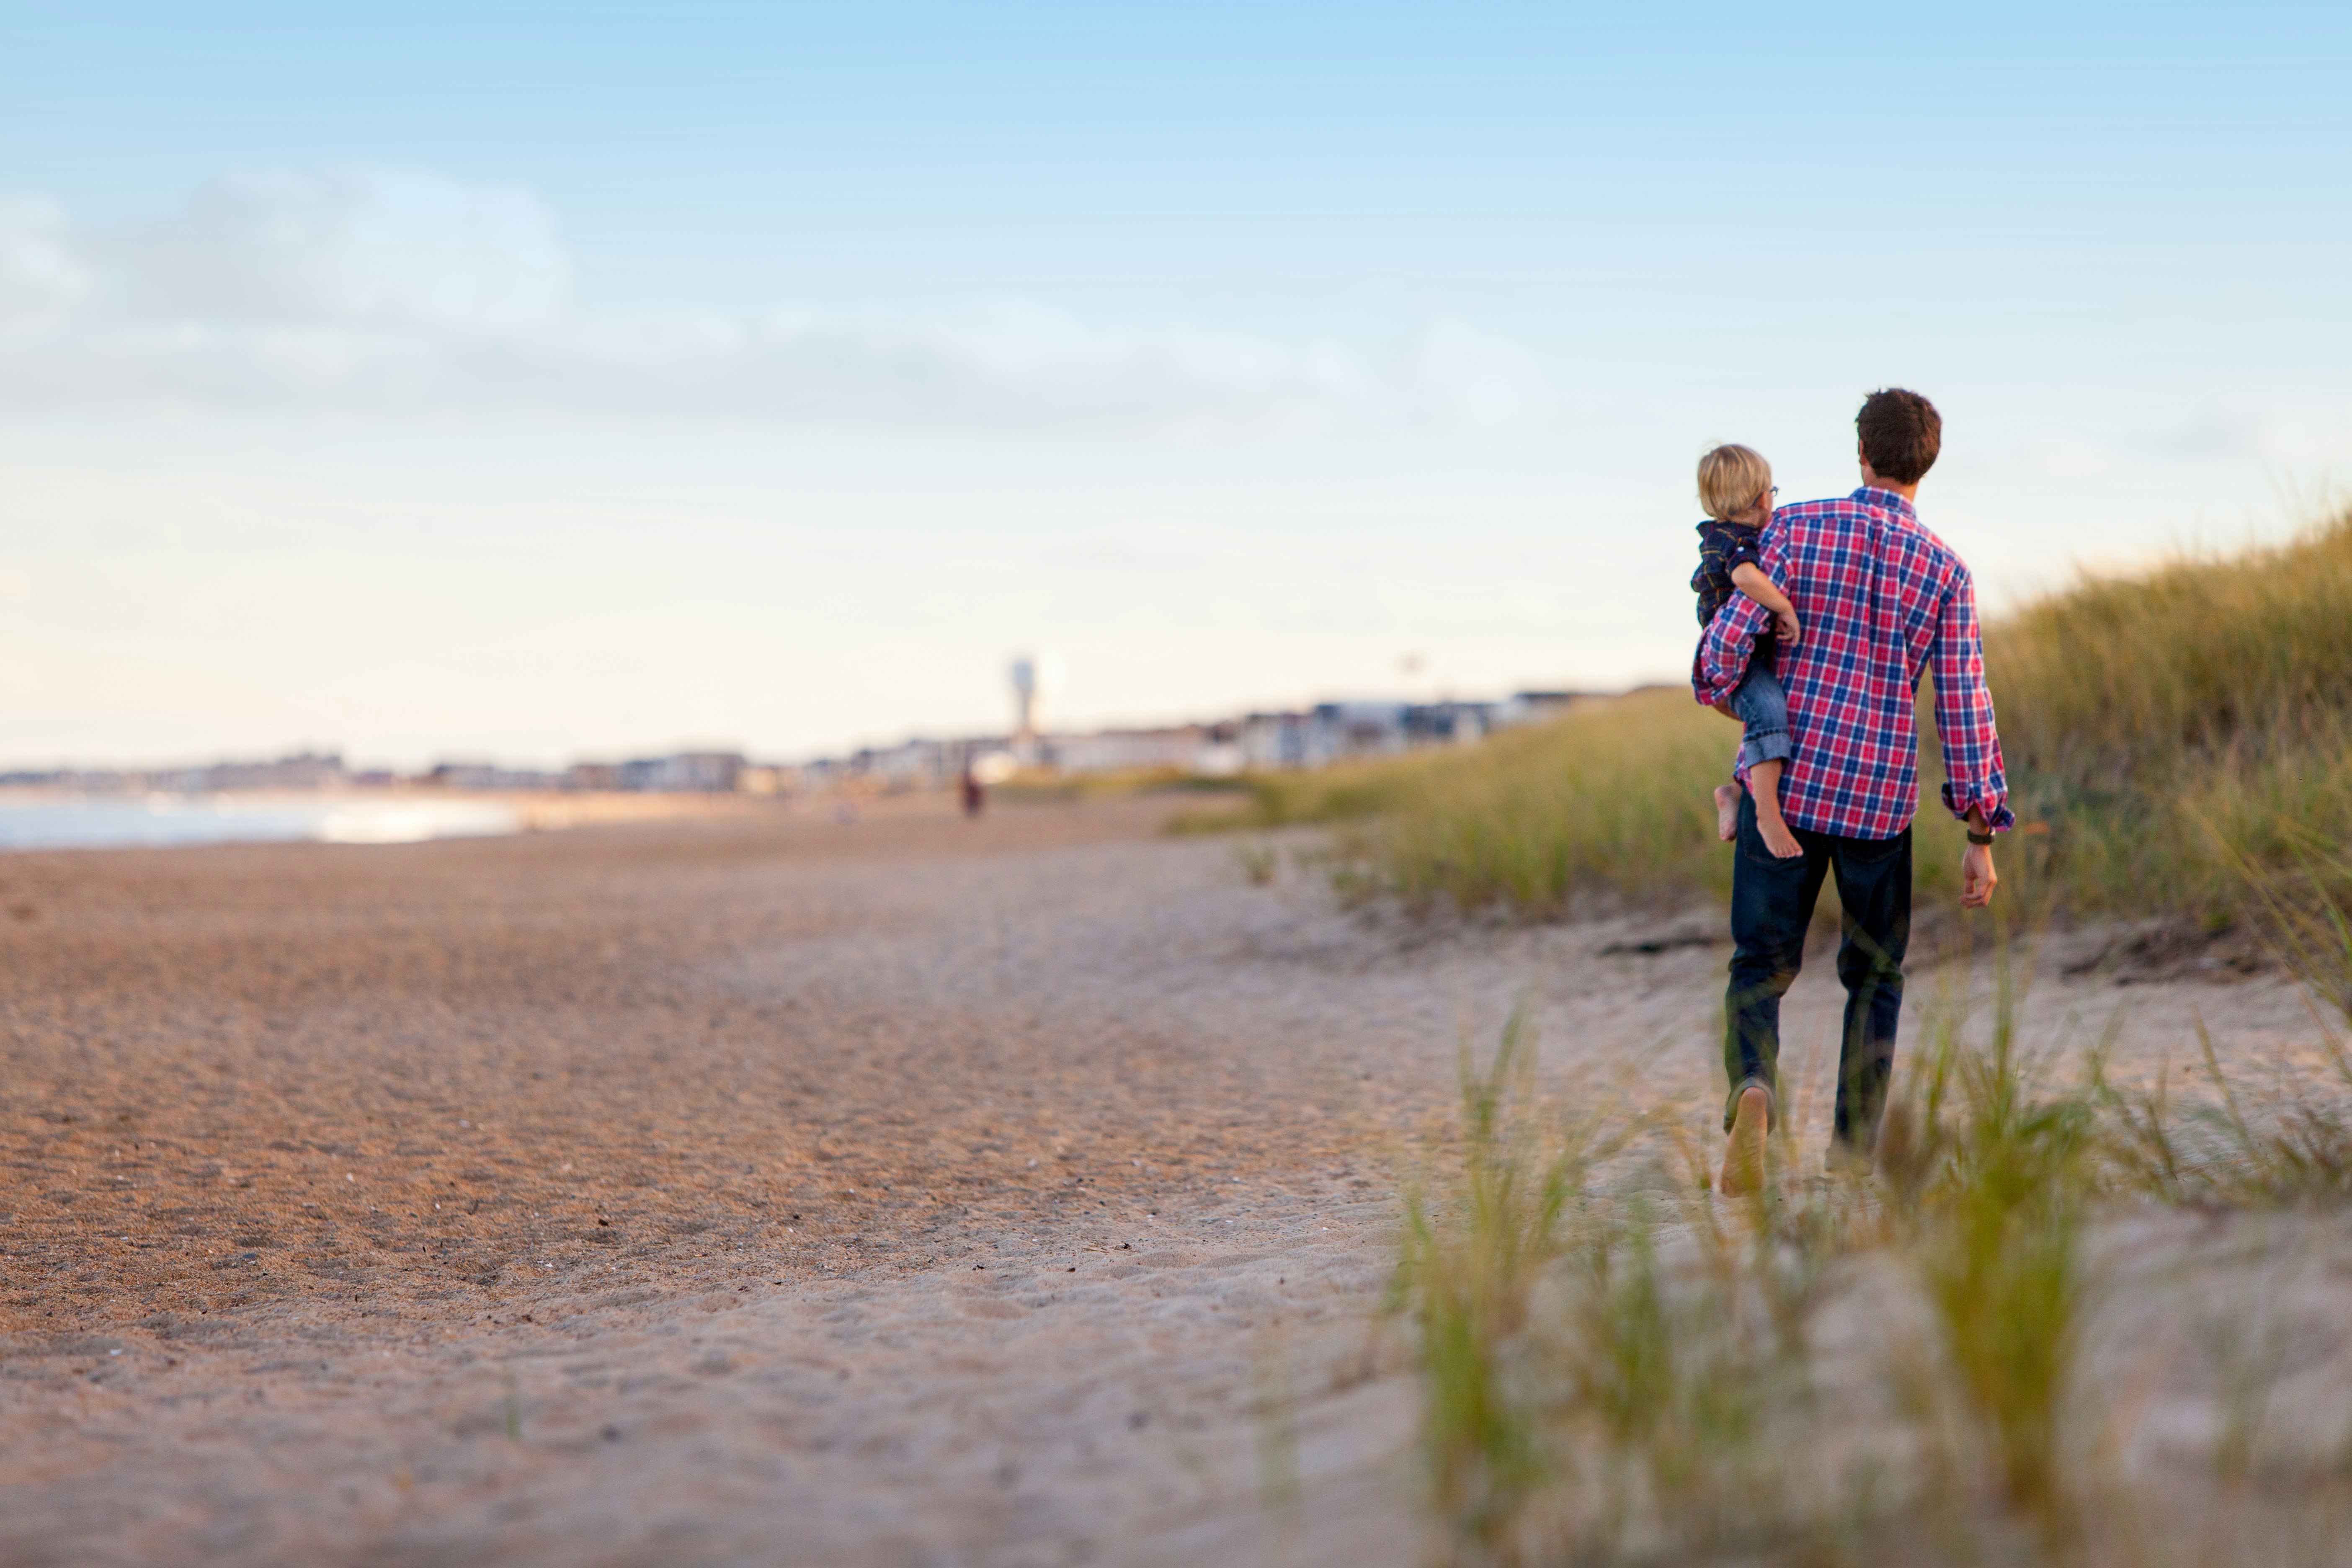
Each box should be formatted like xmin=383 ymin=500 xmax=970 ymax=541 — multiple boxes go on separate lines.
xmin=1756 ymin=811 xmax=1803 ymax=859
xmin=1713 ymin=784 xmax=1740 ymax=842
xmin=1746 ymin=759 xmax=1803 ymax=858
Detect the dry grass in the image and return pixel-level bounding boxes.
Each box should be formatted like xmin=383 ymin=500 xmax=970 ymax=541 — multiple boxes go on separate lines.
xmin=1177 ymin=689 xmax=1733 ymax=914
xmin=1390 ymin=1004 xmax=1627 ymax=1546
xmin=1212 ymin=508 xmax=2352 ymax=934
xmin=1163 ymin=751 xmax=1447 ymax=835
xmin=1995 ymin=509 xmax=2352 ymax=923
xmin=1888 ymin=956 xmax=2093 ymax=1521
xmin=1336 ymin=691 xmax=1731 ymax=918
xmin=1395 ymin=922 xmax=2352 ymax=1565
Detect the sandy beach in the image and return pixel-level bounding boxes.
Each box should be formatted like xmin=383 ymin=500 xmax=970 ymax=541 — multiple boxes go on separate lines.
xmin=2 ymin=795 xmax=2333 ymax=1565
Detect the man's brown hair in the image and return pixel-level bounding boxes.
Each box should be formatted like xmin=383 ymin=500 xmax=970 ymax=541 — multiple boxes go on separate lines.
xmin=1856 ymin=388 xmax=1941 ymax=486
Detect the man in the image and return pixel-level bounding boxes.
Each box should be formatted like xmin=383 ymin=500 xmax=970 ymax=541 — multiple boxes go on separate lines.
xmin=1693 ymin=388 xmax=2010 ymax=1195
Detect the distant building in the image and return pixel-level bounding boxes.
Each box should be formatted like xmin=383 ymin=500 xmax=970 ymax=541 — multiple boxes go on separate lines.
xmin=199 ymin=752 xmax=348 ymax=791
xmin=0 ymin=680 xmax=1599 ymax=807
xmin=426 ymin=763 xmax=502 ymax=791
xmin=823 ymin=737 xmax=1016 ymax=793
xmin=1493 ymin=690 xmax=1586 ymax=727
xmin=1047 ymin=725 xmax=1227 ymax=776
xmin=843 ymin=741 xmax=940 ymax=792
xmin=618 ymin=752 xmax=745 ymax=792
xmin=424 ymin=762 xmax=562 ymax=791
xmin=1237 ymin=712 xmax=1313 ymax=771
xmin=0 ymin=752 xmax=357 ymax=794
xmin=1403 ymin=701 xmax=1493 ymax=747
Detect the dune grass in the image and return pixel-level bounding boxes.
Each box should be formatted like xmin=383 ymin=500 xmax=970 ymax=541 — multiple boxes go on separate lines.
xmin=1164 ymin=750 xmax=1448 ymax=835
xmin=1178 ymin=689 xmax=1734 ymax=916
xmin=1334 ymin=691 xmax=1733 ymax=919
xmin=1207 ymin=508 xmax=2352 ymax=934
xmin=2089 ymin=825 xmax=2352 ymax=1213
xmin=1894 ymin=961 xmax=2093 ymax=1520
xmin=1391 ymin=1006 xmax=1610 ymax=1545
xmin=1394 ymin=924 xmax=2352 ymax=1565
xmin=1996 ymin=509 xmax=2352 ymax=922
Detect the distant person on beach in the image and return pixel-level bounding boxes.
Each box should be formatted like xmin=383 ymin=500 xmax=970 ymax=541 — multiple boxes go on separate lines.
xmin=960 ymin=767 xmax=986 ymax=819
xmin=1693 ymin=389 xmax=2010 ymax=1195
xmin=1689 ymin=444 xmax=1805 ymax=859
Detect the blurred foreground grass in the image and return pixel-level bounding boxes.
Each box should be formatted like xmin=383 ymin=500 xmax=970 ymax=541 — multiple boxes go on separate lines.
xmin=1393 ymin=903 xmax=2352 ymax=1565
xmin=1189 ymin=508 xmax=2352 ymax=934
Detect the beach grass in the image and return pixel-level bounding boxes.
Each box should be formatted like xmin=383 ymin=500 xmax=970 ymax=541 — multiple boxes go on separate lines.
xmin=1997 ymin=507 xmax=2352 ymax=923
xmin=1163 ymin=751 xmax=1446 ymax=836
xmin=1894 ymin=959 xmax=2092 ymax=1521
xmin=1395 ymin=921 xmax=2352 ymax=1564
xmin=1391 ymin=1007 xmax=1574 ymax=1546
xmin=1177 ymin=688 xmax=1734 ymax=915
xmin=1210 ymin=507 xmax=2352 ymax=935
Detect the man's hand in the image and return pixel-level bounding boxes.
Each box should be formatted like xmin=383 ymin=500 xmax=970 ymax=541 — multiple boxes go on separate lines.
xmin=1712 ymin=699 xmax=1739 ymax=720
xmin=1774 ymin=608 xmax=1802 ymax=647
xmin=1960 ymin=841 xmax=1997 ymax=909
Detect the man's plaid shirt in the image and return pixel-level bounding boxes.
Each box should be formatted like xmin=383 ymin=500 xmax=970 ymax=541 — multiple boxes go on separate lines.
xmin=1693 ymin=486 xmax=2013 ymax=841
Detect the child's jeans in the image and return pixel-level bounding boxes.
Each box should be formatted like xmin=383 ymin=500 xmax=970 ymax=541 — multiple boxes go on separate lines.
xmin=1730 ymin=642 xmax=1793 ymax=771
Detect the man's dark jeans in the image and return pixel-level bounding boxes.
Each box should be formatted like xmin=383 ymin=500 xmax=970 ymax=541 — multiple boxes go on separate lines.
xmin=1723 ymin=791 xmax=1911 ymax=1150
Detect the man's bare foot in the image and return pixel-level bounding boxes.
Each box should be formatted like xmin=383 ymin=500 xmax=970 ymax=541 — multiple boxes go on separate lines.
xmin=1717 ymin=1085 xmax=1770 ymax=1196
xmin=1713 ymin=784 xmax=1740 ymax=843
xmin=1755 ymin=811 xmax=1803 ymax=859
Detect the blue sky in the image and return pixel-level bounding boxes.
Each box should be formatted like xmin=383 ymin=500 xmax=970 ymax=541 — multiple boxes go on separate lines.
xmin=3 ymin=3 xmax=2347 ymax=766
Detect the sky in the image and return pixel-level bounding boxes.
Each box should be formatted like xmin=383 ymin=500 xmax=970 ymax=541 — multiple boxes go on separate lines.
xmin=3 ymin=1 xmax=2348 ymax=769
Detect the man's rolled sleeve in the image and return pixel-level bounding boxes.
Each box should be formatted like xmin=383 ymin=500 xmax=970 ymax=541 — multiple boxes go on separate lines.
xmin=1930 ymin=574 xmax=2016 ymax=830
xmin=1693 ymin=588 xmax=1770 ymax=706
xmin=1694 ymin=522 xmax=1785 ymax=705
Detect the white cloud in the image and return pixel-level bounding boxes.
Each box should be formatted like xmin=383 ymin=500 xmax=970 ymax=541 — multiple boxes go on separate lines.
xmin=0 ymin=168 xmax=1548 ymax=434
xmin=103 ymin=168 xmax=570 ymax=330
xmin=0 ymin=197 xmax=89 ymax=326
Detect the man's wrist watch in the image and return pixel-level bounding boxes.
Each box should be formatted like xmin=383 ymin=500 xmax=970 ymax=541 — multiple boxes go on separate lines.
xmin=1966 ymin=830 xmax=1996 ymax=846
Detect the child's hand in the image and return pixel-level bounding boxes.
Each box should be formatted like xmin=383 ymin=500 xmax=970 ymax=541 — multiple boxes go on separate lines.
xmin=1774 ymin=608 xmax=1802 ymax=647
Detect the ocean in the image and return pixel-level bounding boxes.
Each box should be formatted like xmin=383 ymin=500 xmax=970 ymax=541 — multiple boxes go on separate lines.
xmin=0 ymin=795 xmax=522 ymax=851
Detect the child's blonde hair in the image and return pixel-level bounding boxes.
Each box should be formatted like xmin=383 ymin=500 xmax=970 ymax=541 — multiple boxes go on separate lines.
xmin=1697 ymin=444 xmax=1774 ymax=521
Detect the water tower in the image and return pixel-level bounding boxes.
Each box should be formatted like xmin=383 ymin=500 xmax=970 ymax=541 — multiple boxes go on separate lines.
xmin=1009 ymin=651 xmax=1061 ymax=759
xmin=1010 ymin=657 xmax=1041 ymax=742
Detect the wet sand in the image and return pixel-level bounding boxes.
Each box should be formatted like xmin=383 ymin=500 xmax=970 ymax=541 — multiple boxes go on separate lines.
xmin=1 ymin=795 xmax=2329 ymax=1565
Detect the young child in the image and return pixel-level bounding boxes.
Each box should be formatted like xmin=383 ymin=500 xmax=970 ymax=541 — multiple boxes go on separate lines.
xmin=1692 ymin=444 xmax=1804 ymax=859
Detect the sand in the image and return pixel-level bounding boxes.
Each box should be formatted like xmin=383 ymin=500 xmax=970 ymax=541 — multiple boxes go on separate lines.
xmin=1 ymin=794 xmax=2330 ymax=1565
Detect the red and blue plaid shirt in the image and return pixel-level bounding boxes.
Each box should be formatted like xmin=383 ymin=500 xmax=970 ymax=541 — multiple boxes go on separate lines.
xmin=1693 ymin=487 xmax=2013 ymax=841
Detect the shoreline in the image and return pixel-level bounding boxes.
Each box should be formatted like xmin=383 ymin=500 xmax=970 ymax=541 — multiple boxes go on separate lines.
xmin=0 ymin=784 xmax=797 ymax=852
